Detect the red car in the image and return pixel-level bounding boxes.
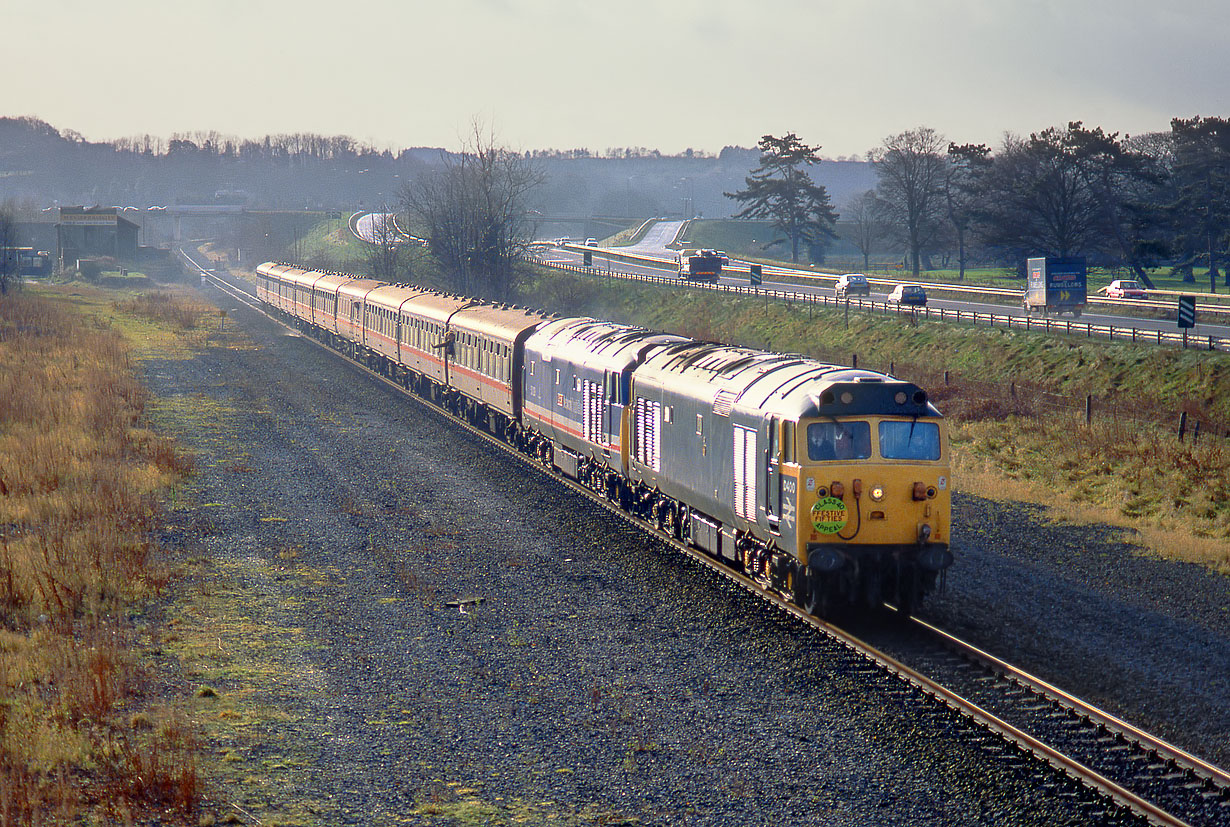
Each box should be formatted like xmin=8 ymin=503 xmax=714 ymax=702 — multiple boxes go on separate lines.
xmin=1105 ymin=279 xmax=1147 ymax=299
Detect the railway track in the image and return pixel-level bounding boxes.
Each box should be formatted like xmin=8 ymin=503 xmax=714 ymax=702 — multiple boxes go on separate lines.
xmin=189 ymin=256 xmax=1229 ymax=827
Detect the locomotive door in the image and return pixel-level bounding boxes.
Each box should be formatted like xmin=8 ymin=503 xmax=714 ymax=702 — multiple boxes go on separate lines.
xmin=765 ymin=416 xmax=781 ymax=533
xmin=604 ymin=371 xmax=619 ymax=452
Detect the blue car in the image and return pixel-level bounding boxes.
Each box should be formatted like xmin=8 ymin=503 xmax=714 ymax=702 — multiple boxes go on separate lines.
xmin=888 ymin=284 xmax=927 ymax=307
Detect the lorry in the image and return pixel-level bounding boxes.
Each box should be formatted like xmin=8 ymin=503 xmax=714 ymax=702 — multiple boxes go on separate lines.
xmin=676 ymin=249 xmax=723 ymax=283
xmin=1023 ymin=256 xmax=1087 ymax=317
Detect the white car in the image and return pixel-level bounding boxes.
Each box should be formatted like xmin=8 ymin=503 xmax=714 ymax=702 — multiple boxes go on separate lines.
xmin=1105 ymin=279 xmax=1148 ymax=299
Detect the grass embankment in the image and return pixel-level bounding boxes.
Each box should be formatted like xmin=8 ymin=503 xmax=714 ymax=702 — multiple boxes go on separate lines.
xmin=515 ymin=267 xmax=1230 ymax=571
xmin=0 ymin=285 xmax=204 ymax=824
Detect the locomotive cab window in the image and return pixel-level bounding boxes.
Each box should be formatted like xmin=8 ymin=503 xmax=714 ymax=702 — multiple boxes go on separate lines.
xmin=879 ymin=420 xmax=941 ymax=461
xmin=806 ymin=421 xmax=871 ymax=461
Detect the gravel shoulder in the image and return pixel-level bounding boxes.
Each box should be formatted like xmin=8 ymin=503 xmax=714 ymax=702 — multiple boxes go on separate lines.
xmin=141 ymin=284 xmax=1228 ymax=826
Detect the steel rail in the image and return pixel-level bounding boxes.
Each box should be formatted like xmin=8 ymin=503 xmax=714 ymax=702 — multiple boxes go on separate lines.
xmin=190 ymin=258 xmax=1205 ymax=827
xmin=909 ymin=614 xmax=1230 ymax=790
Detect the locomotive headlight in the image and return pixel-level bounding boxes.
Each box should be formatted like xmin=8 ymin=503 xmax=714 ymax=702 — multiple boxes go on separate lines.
xmin=869 ymin=483 xmax=885 ymax=502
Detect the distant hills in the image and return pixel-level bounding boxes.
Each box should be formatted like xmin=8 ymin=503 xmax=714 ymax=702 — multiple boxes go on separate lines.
xmin=0 ymin=117 xmax=875 ymax=219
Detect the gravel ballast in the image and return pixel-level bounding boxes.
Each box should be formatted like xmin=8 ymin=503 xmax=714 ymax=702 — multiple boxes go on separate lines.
xmin=143 ymin=284 xmax=1228 ymax=826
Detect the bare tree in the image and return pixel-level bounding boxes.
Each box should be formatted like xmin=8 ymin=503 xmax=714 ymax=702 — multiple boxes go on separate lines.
xmin=399 ymin=123 xmax=543 ymax=300
xmin=870 ymin=127 xmax=948 ymax=276
xmin=945 ymin=143 xmax=992 ymax=281
xmin=362 ymin=208 xmax=408 ymax=283
xmin=845 ymin=190 xmax=884 ymax=271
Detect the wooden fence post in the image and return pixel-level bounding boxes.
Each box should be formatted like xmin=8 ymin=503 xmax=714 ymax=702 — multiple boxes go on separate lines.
xmin=1178 ymin=411 xmax=1188 ymax=442
xmin=1085 ymin=395 xmax=1092 ymax=426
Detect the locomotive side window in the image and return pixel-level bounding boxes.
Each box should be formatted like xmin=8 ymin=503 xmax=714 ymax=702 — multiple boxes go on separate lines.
xmin=783 ymin=421 xmax=797 ymax=463
xmin=879 ymin=421 xmax=941 ymax=461
xmin=807 ymin=421 xmax=871 ymax=461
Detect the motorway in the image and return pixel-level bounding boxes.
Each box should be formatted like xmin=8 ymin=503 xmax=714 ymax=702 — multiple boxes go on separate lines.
xmin=538 ymin=243 xmax=1230 ymax=342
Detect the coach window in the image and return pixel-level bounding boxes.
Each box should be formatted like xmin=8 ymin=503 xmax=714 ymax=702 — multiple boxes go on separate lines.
xmin=664 ymin=405 xmax=673 ymax=424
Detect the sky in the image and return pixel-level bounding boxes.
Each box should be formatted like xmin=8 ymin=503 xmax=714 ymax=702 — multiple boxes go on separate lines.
xmin=5 ymin=0 xmax=1229 ymax=158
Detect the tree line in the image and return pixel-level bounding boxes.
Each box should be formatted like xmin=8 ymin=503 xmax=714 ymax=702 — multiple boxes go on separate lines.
xmin=726 ymin=118 xmax=1230 ymax=291
xmin=857 ymin=118 xmax=1230 ymax=289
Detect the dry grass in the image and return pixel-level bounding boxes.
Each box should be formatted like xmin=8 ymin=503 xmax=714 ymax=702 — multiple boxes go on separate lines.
xmin=0 ymin=289 xmax=199 ymax=824
xmin=950 ymin=398 xmax=1230 ymax=572
xmin=116 ymin=290 xmax=211 ymax=331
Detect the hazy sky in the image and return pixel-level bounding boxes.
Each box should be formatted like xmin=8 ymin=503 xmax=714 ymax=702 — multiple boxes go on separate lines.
xmin=7 ymin=0 xmax=1228 ymax=157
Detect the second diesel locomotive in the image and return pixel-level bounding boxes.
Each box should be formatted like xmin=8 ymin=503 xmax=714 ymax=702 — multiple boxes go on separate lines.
xmin=255 ymin=262 xmax=952 ymax=613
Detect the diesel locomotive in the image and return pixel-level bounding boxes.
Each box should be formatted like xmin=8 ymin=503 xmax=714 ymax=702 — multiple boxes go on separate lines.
xmin=255 ymin=262 xmax=953 ymax=614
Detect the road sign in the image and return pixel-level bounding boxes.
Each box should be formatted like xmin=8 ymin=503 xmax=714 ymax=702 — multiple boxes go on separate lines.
xmin=750 ymin=264 xmax=762 ymax=286
xmin=583 ymin=251 xmax=592 ymax=267
xmin=1177 ymin=295 xmax=1196 ymax=329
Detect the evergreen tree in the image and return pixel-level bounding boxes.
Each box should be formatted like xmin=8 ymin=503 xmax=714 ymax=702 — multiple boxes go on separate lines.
xmin=725 ymin=133 xmax=838 ymax=263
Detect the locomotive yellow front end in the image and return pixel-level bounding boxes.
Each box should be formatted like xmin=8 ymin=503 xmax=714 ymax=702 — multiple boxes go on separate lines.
xmin=792 ymin=412 xmax=951 ymax=613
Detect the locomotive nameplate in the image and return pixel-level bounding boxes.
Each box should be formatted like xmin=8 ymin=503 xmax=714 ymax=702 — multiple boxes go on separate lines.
xmin=810 ymin=497 xmax=848 ymax=534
